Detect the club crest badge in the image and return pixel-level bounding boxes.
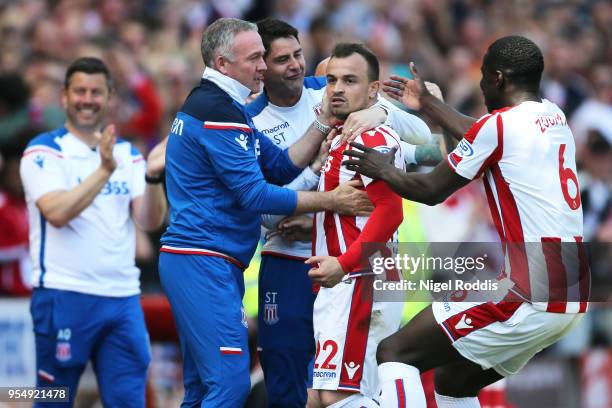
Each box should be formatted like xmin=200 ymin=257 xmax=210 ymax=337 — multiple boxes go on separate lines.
xmin=56 ymin=342 xmax=72 ymax=362
xmin=263 ymin=303 xmax=279 ymax=325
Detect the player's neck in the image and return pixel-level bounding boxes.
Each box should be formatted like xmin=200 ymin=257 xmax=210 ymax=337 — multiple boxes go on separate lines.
xmin=506 ymin=90 xmax=542 ymax=107
xmin=66 ymin=122 xmax=100 ymax=148
xmin=266 ymin=87 xmax=302 ymax=107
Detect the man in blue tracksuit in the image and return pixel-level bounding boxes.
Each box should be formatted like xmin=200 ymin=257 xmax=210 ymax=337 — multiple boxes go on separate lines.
xmin=159 ymin=18 xmax=371 ymax=407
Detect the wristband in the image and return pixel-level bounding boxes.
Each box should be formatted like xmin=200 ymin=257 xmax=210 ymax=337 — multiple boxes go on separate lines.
xmin=145 ymin=173 xmax=164 ymax=184
xmin=314 ymin=118 xmax=331 ymax=134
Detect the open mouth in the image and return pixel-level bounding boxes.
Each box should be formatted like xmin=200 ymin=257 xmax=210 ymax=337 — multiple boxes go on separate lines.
xmin=76 ymin=108 xmax=99 ymax=119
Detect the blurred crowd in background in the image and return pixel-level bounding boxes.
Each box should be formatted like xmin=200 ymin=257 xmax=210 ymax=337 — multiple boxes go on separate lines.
xmin=0 ymin=0 xmax=611 ymax=406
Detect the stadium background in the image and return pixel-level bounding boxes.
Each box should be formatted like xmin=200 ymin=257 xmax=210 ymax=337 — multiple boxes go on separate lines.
xmin=0 ymin=0 xmax=610 ymax=406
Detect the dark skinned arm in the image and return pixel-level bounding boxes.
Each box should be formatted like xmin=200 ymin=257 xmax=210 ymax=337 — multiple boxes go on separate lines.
xmin=381 ymin=62 xmax=476 ymax=141
xmin=344 ymin=142 xmax=471 ymax=205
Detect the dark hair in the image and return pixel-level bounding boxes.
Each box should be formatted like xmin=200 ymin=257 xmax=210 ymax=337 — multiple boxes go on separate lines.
xmin=483 ymin=36 xmax=544 ymax=90
xmin=256 ymin=18 xmax=299 ymax=58
xmin=64 ymin=57 xmax=113 ymax=90
xmin=330 ymin=43 xmax=379 ymax=82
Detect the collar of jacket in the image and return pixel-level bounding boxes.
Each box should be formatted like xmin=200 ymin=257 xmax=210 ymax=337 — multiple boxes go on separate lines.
xmin=202 ymin=67 xmax=252 ymax=105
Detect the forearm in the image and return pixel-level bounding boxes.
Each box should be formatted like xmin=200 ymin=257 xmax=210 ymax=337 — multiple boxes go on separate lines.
xmin=420 ymin=93 xmax=476 ymax=140
xmin=378 ymin=163 xmax=441 ymax=205
xmin=261 ymin=167 xmax=320 ymax=228
xmin=338 ymin=182 xmax=403 ymax=272
xmin=37 ymin=167 xmax=112 ymax=227
xmin=133 ymin=185 xmax=167 ymax=231
xmin=287 ymin=124 xmax=327 ymax=168
xmin=293 ymin=190 xmax=334 ymax=214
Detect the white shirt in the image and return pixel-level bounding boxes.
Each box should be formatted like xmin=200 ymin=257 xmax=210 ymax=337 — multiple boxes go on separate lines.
xmin=20 ymin=128 xmax=146 ymax=296
xmin=249 ymin=77 xmax=325 ymax=258
xmin=448 ymin=99 xmax=586 ymax=313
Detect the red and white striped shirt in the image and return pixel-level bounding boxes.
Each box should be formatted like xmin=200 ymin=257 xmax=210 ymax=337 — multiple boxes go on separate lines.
xmin=448 ymin=99 xmax=589 ymax=313
xmin=314 ymin=125 xmax=405 ymax=273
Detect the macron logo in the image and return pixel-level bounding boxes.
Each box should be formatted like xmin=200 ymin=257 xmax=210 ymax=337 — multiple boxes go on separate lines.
xmin=455 ymin=314 xmax=474 ymax=330
xmin=34 ymin=155 xmax=45 ymax=169
xmin=344 ymin=362 xmax=360 ymax=380
xmin=235 ymin=134 xmax=249 ymax=151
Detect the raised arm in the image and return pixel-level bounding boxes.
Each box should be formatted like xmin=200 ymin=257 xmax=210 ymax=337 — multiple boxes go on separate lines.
xmin=382 ymin=63 xmax=476 ymax=140
xmin=21 ymin=126 xmax=117 ymax=228
xmin=131 ymin=137 xmax=168 ymax=231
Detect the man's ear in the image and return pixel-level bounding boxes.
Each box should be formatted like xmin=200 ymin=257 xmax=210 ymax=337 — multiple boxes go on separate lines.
xmin=495 ymin=70 xmax=505 ymax=89
xmin=215 ymin=55 xmax=229 ymax=75
xmin=369 ymin=80 xmax=380 ymax=101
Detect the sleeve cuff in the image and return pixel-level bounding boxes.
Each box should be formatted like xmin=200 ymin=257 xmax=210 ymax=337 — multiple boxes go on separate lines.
xmin=302 ymin=166 xmax=321 ymax=189
xmin=401 ymin=141 xmax=417 ymax=165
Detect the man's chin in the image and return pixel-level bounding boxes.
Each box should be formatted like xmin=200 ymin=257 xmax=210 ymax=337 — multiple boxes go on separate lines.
xmin=250 ymin=81 xmax=263 ymax=94
xmin=331 ymin=108 xmax=349 ymax=121
xmin=71 ymin=120 xmax=102 ymax=133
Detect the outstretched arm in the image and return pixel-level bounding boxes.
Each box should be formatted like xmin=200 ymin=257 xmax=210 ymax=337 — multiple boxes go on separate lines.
xmin=344 ymin=142 xmax=471 ymax=205
xmin=382 ymin=63 xmax=475 ymax=140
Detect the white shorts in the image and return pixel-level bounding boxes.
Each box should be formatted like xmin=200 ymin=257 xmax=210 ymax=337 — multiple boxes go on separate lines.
xmin=432 ymin=300 xmax=583 ymax=376
xmin=312 ymin=277 xmax=403 ymax=397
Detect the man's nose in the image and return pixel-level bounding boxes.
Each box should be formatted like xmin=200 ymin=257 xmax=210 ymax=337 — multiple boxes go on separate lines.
xmin=287 ymin=56 xmax=300 ymax=71
xmin=258 ymin=56 xmax=267 ymax=72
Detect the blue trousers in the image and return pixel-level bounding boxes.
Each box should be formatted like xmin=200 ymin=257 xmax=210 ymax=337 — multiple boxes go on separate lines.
xmin=159 ymin=252 xmax=250 ymax=407
xmin=258 ymin=255 xmax=316 ymax=408
xmin=30 ymin=288 xmax=150 ymax=407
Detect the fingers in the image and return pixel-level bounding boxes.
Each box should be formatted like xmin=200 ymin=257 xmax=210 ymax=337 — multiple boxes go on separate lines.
xmin=408 ymin=62 xmax=420 ymax=79
xmin=307 ymin=268 xmax=326 ymax=285
xmin=381 ymin=89 xmax=402 ymax=101
xmin=343 ymin=179 xmax=365 ymax=188
xmin=388 ymin=75 xmax=408 ymax=84
xmin=100 ymin=125 xmax=117 ymax=152
xmin=305 ymin=256 xmax=325 ymax=265
xmin=343 ymin=150 xmax=364 ymax=159
xmin=343 ymin=161 xmax=358 ymax=172
xmin=341 ymin=119 xmax=366 ymax=143
xmin=102 ymin=124 xmax=117 ymax=140
xmin=326 ymin=128 xmax=338 ymax=143
xmin=349 ymin=141 xmax=371 ymax=152
xmin=278 ymin=218 xmax=304 ymax=229
xmin=356 ymin=207 xmax=374 ymax=217
xmin=307 ymin=268 xmax=334 ymax=287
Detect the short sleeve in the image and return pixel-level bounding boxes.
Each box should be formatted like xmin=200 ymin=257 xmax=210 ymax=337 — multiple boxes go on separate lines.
xmin=352 ymin=127 xmax=404 ymax=187
xmin=130 ymin=145 xmax=146 ymax=198
xmin=20 ymin=146 xmax=68 ymax=202
xmin=447 ymin=113 xmax=500 ymax=180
